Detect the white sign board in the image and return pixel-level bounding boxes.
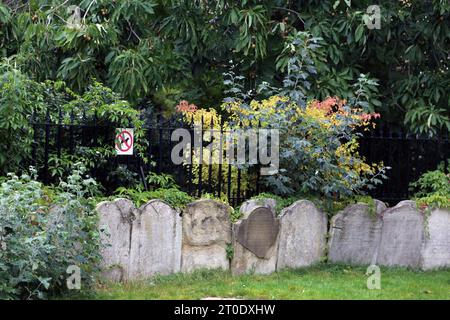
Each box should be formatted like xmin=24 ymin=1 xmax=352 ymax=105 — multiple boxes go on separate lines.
xmin=115 ymin=128 xmax=134 ymax=155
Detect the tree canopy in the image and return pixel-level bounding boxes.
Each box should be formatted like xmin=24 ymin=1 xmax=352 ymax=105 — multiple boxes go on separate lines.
xmin=1 ymin=0 xmax=449 ymax=134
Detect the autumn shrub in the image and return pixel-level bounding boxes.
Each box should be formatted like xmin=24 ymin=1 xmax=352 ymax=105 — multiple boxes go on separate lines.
xmin=221 ymin=32 xmax=387 ymax=199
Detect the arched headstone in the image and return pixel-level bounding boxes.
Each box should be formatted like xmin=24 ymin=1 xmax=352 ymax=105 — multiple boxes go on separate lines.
xmin=277 ymin=200 xmax=327 ymax=270
xmin=129 ymin=200 xmax=182 ymax=279
xmin=231 ymin=207 xmax=279 ymax=275
xmin=328 ymin=201 xmax=386 ymax=265
xmin=239 ymin=198 xmax=277 ymax=220
xmin=97 ymin=198 xmax=135 ymax=281
xmin=377 ymin=201 xmax=423 ymax=267
xmin=421 ymin=208 xmax=450 ymax=270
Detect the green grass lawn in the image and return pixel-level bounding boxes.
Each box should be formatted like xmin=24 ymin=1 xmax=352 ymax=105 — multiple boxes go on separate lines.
xmin=75 ymin=264 xmax=450 ymax=300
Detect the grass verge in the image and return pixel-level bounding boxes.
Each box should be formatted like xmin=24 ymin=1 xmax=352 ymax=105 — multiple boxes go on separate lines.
xmin=69 ymin=264 xmax=450 ymax=300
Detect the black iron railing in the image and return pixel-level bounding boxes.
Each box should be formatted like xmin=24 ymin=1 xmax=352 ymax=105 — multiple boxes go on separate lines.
xmin=28 ymin=111 xmax=450 ymax=207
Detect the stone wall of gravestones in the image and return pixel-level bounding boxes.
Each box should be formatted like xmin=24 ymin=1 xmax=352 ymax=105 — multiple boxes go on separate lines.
xmin=97 ymin=197 xmax=450 ymax=281
xmin=328 ymin=200 xmax=450 ymax=270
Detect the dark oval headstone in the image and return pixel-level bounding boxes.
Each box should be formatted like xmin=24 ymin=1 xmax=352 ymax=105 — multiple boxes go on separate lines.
xmin=236 ymin=207 xmax=279 ymax=258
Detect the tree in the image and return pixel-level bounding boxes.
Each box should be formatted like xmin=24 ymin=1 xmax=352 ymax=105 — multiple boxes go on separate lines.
xmin=1 ymin=0 xmax=449 ymax=135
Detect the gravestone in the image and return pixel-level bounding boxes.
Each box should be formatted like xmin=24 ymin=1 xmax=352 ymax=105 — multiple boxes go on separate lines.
xmin=97 ymin=198 xmax=135 ymax=281
xmin=231 ymin=207 xmax=280 ymax=275
xmin=277 ymin=200 xmax=328 ymax=270
xmin=328 ymin=201 xmax=386 ymax=265
xmin=181 ymin=199 xmax=232 ymax=272
xmin=420 ymin=208 xmax=450 ymax=270
xmin=129 ymin=200 xmax=182 ymax=279
xmin=239 ymin=198 xmax=277 ymax=219
xmin=377 ymin=201 xmax=424 ymax=267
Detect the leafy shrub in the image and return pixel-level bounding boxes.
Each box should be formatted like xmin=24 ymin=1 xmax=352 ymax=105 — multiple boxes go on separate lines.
xmin=249 ymin=192 xmax=377 ymax=218
xmin=0 ymin=62 xmax=43 ymax=174
xmin=222 ymin=32 xmax=387 ymax=199
xmin=115 ymin=186 xmax=193 ymax=209
xmin=0 ymin=165 xmax=102 ymax=299
xmin=0 ymin=64 xmax=147 ymax=190
xmin=249 ymin=192 xmax=297 ymax=216
xmin=410 ymin=161 xmax=450 ymax=210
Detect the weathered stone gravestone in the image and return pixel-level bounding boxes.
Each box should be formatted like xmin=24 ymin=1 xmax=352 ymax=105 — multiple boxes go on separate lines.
xmin=239 ymin=198 xmax=277 ymax=219
xmin=181 ymin=199 xmax=232 ymax=272
xmin=328 ymin=201 xmax=386 ymax=265
xmin=277 ymin=200 xmax=327 ymax=270
xmin=377 ymin=201 xmax=424 ymax=267
xmin=421 ymin=208 xmax=450 ymax=270
xmin=328 ymin=199 xmax=450 ymax=270
xmin=231 ymin=207 xmax=280 ymax=275
xmin=129 ymin=200 xmax=182 ymax=279
xmin=97 ymin=198 xmax=135 ymax=281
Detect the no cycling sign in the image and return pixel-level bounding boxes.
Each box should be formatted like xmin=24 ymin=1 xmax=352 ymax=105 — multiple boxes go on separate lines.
xmin=115 ymin=128 xmax=134 ymax=155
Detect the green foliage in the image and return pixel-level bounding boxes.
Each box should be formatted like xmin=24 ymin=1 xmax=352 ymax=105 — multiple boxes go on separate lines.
xmin=410 ymin=161 xmax=450 ymax=210
xmin=226 ymin=243 xmax=234 ymax=261
xmin=0 ymin=62 xmax=43 ymax=173
xmin=115 ymin=186 xmax=193 ymax=209
xmin=324 ymin=195 xmax=378 ymax=217
xmin=146 ymin=172 xmax=177 ymax=190
xmin=200 ymin=192 xmax=230 ymax=206
xmin=0 ymin=65 xmax=147 ymax=188
xmin=223 ymin=32 xmax=387 ymax=199
xmin=251 ymin=193 xmax=378 ymax=217
xmin=2 ymin=0 xmax=447 ymax=135
xmin=410 ymin=161 xmax=450 ymax=198
xmin=250 ymin=192 xmax=297 ymax=215
xmin=405 ymin=105 xmax=450 ymax=137
xmin=107 ymin=45 xmax=152 ymax=103
xmin=0 ymin=165 xmax=102 ymax=300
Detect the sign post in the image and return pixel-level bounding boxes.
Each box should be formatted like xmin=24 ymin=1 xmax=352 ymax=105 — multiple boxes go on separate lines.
xmin=115 ymin=128 xmax=134 ymax=155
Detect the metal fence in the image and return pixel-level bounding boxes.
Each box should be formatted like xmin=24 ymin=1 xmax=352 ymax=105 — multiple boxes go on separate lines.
xmin=28 ymin=111 xmax=262 ymax=207
xmin=28 ymin=111 xmax=450 ymax=207
xmin=359 ymin=124 xmax=449 ymax=205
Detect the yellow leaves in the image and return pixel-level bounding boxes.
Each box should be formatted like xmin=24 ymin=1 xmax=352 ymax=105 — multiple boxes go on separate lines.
xmin=180 ymin=108 xmax=222 ymax=130
xmin=335 ymin=138 xmax=382 ymax=177
xmin=222 ymin=95 xmax=290 ymax=127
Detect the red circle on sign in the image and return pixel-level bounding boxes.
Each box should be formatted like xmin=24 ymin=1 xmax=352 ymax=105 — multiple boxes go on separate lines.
xmin=115 ymin=130 xmax=133 ymax=152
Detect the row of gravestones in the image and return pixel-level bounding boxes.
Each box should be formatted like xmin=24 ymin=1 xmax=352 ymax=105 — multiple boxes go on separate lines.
xmin=96 ymin=198 xmax=450 ymax=281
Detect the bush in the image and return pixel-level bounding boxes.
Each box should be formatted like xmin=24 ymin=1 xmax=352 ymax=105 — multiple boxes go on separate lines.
xmin=0 ymin=62 xmax=147 ymax=190
xmin=0 ymin=165 xmax=102 ymax=299
xmin=410 ymin=161 xmax=450 ymax=210
xmin=222 ymin=32 xmax=387 ymax=199
xmin=0 ymin=62 xmax=43 ymax=173
xmin=115 ymin=186 xmax=193 ymax=209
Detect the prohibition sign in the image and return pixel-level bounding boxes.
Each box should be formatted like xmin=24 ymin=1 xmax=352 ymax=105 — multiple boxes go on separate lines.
xmin=115 ymin=129 xmax=133 ymax=154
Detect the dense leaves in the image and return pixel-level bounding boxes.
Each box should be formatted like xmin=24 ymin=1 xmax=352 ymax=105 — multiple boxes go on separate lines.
xmin=222 ymin=32 xmax=387 ymax=197
xmin=1 ymin=0 xmax=448 ymax=134
xmin=0 ymin=165 xmax=101 ymax=299
xmin=410 ymin=160 xmax=450 ymax=210
xmin=0 ymin=62 xmax=147 ymax=186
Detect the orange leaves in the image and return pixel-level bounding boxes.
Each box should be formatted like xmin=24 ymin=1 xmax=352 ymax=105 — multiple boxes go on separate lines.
xmin=310 ymin=96 xmax=346 ymax=115
xmin=176 ymin=100 xmax=198 ymax=113
xmin=310 ymin=96 xmax=381 ymax=129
